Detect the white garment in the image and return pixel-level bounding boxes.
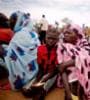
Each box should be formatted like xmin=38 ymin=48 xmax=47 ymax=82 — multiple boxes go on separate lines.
xmin=40 ymin=18 xmax=48 ymax=31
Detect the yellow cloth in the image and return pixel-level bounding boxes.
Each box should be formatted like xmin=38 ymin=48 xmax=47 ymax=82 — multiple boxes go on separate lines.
xmin=71 ymin=94 xmax=79 ymax=100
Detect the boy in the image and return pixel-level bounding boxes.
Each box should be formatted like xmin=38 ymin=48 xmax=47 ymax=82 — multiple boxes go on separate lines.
xmin=32 ymin=27 xmax=61 ymax=100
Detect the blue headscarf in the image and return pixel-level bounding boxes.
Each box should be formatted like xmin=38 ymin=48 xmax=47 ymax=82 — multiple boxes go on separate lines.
xmin=5 ymin=11 xmax=40 ymax=90
xmin=10 ymin=11 xmax=33 ymax=33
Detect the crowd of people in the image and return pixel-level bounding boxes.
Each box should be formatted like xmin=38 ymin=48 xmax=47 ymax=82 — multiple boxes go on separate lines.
xmin=0 ymin=11 xmax=90 ymax=100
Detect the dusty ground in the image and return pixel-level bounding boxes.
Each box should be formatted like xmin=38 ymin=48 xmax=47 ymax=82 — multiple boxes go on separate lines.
xmin=0 ymin=88 xmax=65 ymax=100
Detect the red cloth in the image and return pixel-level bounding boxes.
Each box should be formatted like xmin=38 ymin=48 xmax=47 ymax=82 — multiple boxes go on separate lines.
xmin=0 ymin=82 xmax=11 ymax=90
xmin=37 ymin=45 xmax=58 ymax=74
xmin=0 ymin=28 xmax=14 ymax=43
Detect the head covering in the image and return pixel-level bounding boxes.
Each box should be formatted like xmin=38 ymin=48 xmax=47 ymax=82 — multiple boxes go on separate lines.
xmin=10 ymin=11 xmax=33 ymax=33
xmin=57 ymin=24 xmax=90 ymax=99
xmin=69 ymin=24 xmax=85 ymax=39
xmin=4 ymin=11 xmax=40 ymax=90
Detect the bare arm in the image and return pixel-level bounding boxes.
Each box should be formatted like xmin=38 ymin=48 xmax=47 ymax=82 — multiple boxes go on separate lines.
xmin=57 ymin=59 xmax=75 ymax=73
xmin=39 ymin=59 xmax=75 ymax=82
xmin=36 ymin=64 xmax=44 ymax=82
xmin=40 ymin=67 xmax=59 ymax=82
xmin=57 ymin=59 xmax=75 ymax=100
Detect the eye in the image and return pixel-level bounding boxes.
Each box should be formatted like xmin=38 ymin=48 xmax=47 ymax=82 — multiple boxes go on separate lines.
xmin=64 ymin=31 xmax=71 ymax=34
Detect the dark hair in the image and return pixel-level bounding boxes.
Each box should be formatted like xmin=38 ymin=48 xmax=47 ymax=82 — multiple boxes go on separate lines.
xmin=47 ymin=27 xmax=60 ymax=36
xmin=42 ymin=14 xmax=45 ymax=18
xmin=0 ymin=66 xmax=9 ymax=79
xmin=0 ymin=13 xmax=9 ymax=28
xmin=27 ymin=13 xmax=30 ymax=16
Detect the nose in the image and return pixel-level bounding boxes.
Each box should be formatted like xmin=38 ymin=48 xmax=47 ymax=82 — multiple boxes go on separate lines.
xmin=49 ymin=39 xmax=53 ymax=43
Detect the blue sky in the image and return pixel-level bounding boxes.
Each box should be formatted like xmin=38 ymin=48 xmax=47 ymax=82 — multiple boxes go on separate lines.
xmin=0 ymin=0 xmax=90 ymax=26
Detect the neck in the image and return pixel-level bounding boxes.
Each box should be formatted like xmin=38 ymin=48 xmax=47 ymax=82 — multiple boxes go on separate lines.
xmin=47 ymin=45 xmax=53 ymax=50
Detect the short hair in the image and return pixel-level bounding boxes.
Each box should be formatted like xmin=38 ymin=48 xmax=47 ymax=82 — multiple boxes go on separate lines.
xmin=42 ymin=14 xmax=45 ymax=18
xmin=47 ymin=26 xmax=60 ymax=37
xmin=0 ymin=13 xmax=9 ymax=28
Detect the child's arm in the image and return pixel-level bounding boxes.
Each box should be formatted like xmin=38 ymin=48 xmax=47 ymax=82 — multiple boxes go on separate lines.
xmin=40 ymin=59 xmax=75 ymax=83
xmin=36 ymin=64 xmax=44 ymax=82
xmin=40 ymin=67 xmax=59 ymax=82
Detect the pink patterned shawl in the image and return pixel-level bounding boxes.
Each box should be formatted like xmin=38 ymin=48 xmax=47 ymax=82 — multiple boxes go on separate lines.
xmin=57 ymin=24 xmax=90 ymax=99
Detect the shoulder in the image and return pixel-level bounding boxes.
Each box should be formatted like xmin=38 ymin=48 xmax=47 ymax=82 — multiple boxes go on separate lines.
xmin=38 ymin=45 xmax=47 ymax=53
xmin=38 ymin=45 xmax=46 ymax=50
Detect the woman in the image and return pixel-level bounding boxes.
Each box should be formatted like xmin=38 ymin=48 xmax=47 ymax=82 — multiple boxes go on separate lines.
xmin=4 ymin=11 xmax=40 ymax=90
xmin=57 ymin=24 xmax=90 ymax=100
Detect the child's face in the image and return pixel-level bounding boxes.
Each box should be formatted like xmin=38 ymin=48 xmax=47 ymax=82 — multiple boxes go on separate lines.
xmin=46 ymin=32 xmax=59 ymax=47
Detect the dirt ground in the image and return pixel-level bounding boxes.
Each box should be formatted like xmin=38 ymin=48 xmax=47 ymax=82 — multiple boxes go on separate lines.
xmin=0 ymin=88 xmax=65 ymax=100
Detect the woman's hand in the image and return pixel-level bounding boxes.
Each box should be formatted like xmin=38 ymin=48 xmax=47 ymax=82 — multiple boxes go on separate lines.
xmin=57 ymin=59 xmax=75 ymax=74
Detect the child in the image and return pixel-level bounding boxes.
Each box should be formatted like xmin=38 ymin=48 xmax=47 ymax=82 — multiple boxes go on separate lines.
xmin=32 ymin=27 xmax=60 ymax=100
